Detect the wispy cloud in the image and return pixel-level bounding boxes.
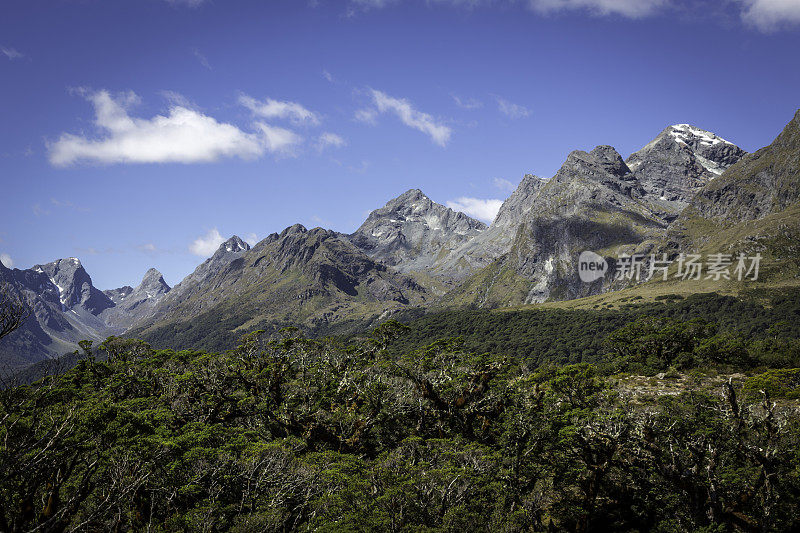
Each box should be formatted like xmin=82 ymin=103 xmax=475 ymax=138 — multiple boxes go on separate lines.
xmin=1 ymin=47 xmax=24 ymax=60
xmin=368 ymin=89 xmax=452 ymax=146
xmin=160 ymin=90 xmax=195 ymax=108
xmin=316 ymin=132 xmax=347 ymax=151
xmin=0 ymin=253 xmax=13 ymax=268
xmin=354 ymin=108 xmax=379 ymax=125
xmin=348 ymin=0 xmax=665 ymax=18
xmin=739 ymin=0 xmax=800 ymax=31
xmin=32 ymin=203 xmax=50 ymax=217
xmin=492 ymin=177 xmax=517 ymax=193
xmin=496 ymin=97 xmax=530 ymax=119
xmin=49 ymin=90 xmax=301 ymax=166
xmin=309 ymin=214 xmax=332 ymax=227
xmin=452 ymin=94 xmax=483 ymax=110
xmin=51 ymin=198 xmax=90 ymax=212
xmin=244 ymin=233 xmax=259 ymax=247
xmin=239 ymin=94 xmax=320 ymax=126
xmin=189 ymin=228 xmax=225 ymax=257
xmin=347 ymin=0 xmax=399 ymax=15
xmin=526 ymin=0 xmax=667 ymax=18
xmin=192 ymin=48 xmax=212 ymax=69
xmin=446 ymin=197 xmax=503 ymax=223
xmin=165 ymin=0 xmax=206 ymax=6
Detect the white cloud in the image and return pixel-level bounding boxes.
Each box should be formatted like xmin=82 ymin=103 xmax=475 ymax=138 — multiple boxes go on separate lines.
xmin=740 ymin=0 xmax=800 ymax=31
xmin=254 ymin=122 xmax=303 ymax=155
xmin=189 ymin=228 xmax=225 ymax=257
xmin=370 ymin=89 xmax=452 ymax=146
xmin=239 ymin=94 xmax=320 ymax=126
xmin=317 ymin=132 xmax=347 ymax=151
xmin=1 ymin=47 xmax=24 ymax=60
xmin=323 ymin=70 xmax=335 ymax=83
xmin=49 ymin=90 xmax=299 ymax=166
xmin=526 ymin=0 xmax=666 ymax=17
xmin=496 ymin=97 xmax=530 ymax=119
xmin=446 ymin=197 xmax=503 ymax=223
xmin=244 ymin=233 xmax=259 ymax=247
xmin=139 ymin=243 xmax=157 ymax=252
xmin=452 ymin=94 xmax=483 ymax=110
xmin=0 ymin=253 xmax=13 ymax=268
xmin=354 ymin=108 xmax=379 ymax=125
xmin=493 ymin=177 xmax=517 ymax=192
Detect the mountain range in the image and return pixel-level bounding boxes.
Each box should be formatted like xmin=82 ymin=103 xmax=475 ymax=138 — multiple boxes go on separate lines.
xmin=2 ymin=110 xmax=799 ymax=369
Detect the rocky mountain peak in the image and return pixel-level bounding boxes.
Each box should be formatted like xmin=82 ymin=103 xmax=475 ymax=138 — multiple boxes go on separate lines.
xmin=589 ymin=145 xmax=631 ymax=178
xmin=686 ymin=108 xmax=800 ymax=222
xmin=33 ymin=257 xmax=113 ymax=314
xmin=139 ymin=268 xmax=170 ymax=295
xmin=625 ymin=123 xmax=746 ymax=212
xmin=553 ymin=147 xmax=643 ymax=201
xmin=348 ymin=189 xmax=486 ymax=276
xmin=281 ymin=224 xmax=308 ymax=238
xmin=357 ymin=189 xmax=486 ymax=235
xmin=492 ymin=174 xmax=547 ymax=227
xmin=666 ymin=123 xmax=734 ymax=151
xmin=218 ymin=235 xmax=250 ymax=255
xmin=395 ymin=188 xmax=427 ymax=204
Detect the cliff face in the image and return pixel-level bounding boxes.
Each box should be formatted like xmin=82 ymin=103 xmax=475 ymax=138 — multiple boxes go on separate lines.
xmin=348 ymin=189 xmax=487 ymax=282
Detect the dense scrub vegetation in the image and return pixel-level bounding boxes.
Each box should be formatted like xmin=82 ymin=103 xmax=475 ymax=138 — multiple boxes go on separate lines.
xmin=134 ymin=291 xmax=800 ymax=368
xmin=2 ymin=313 xmax=800 ymax=532
xmin=387 ymin=291 xmax=800 ymax=367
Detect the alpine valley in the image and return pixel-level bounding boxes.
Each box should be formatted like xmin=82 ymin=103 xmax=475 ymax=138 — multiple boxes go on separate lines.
xmin=2 ymin=110 xmax=799 ymax=370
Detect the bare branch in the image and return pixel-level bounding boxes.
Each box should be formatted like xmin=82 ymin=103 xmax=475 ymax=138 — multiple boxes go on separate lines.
xmin=0 ymin=283 xmax=31 ymax=340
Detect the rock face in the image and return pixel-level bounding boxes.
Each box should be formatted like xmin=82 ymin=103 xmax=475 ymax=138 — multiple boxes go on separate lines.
xmin=433 ymin=174 xmax=548 ymax=279
xmin=100 ymin=268 xmax=171 ymax=329
xmin=446 ymin=145 xmax=667 ymax=307
xmin=151 ymin=236 xmax=250 ymax=318
xmin=131 ymin=226 xmax=428 ymax=351
xmin=34 ymin=258 xmax=114 ymax=315
xmin=348 ymin=189 xmax=486 ymax=281
xmin=686 ymin=110 xmax=800 ymax=222
xmin=0 ymin=259 xmax=117 ymax=368
xmin=656 ymin=109 xmax=800 ymax=283
xmin=626 ymin=124 xmax=746 ymax=216
xmin=492 ymin=174 xmax=548 ymax=228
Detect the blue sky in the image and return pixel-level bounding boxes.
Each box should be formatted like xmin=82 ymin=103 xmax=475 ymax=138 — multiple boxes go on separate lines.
xmin=1 ymin=0 xmax=799 ymax=290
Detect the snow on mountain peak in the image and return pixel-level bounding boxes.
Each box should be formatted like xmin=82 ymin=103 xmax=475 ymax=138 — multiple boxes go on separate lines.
xmin=668 ymin=124 xmax=732 ymax=148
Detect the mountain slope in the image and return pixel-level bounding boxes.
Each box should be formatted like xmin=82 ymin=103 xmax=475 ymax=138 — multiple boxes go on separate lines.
xmin=432 ymin=174 xmax=548 ymax=280
xmin=519 ymin=109 xmax=800 ymax=306
xmin=656 ymin=109 xmax=800 ymax=287
xmin=444 ymin=146 xmax=668 ymax=307
xmin=686 ymin=111 xmax=800 ymax=223
xmin=0 ymin=258 xmax=117 ymax=368
xmin=131 ymin=225 xmax=429 ymax=350
xmin=626 ymin=124 xmax=746 ymax=217
xmin=348 ymin=189 xmax=486 ymax=284
xmin=100 ymin=268 xmax=171 ymax=329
